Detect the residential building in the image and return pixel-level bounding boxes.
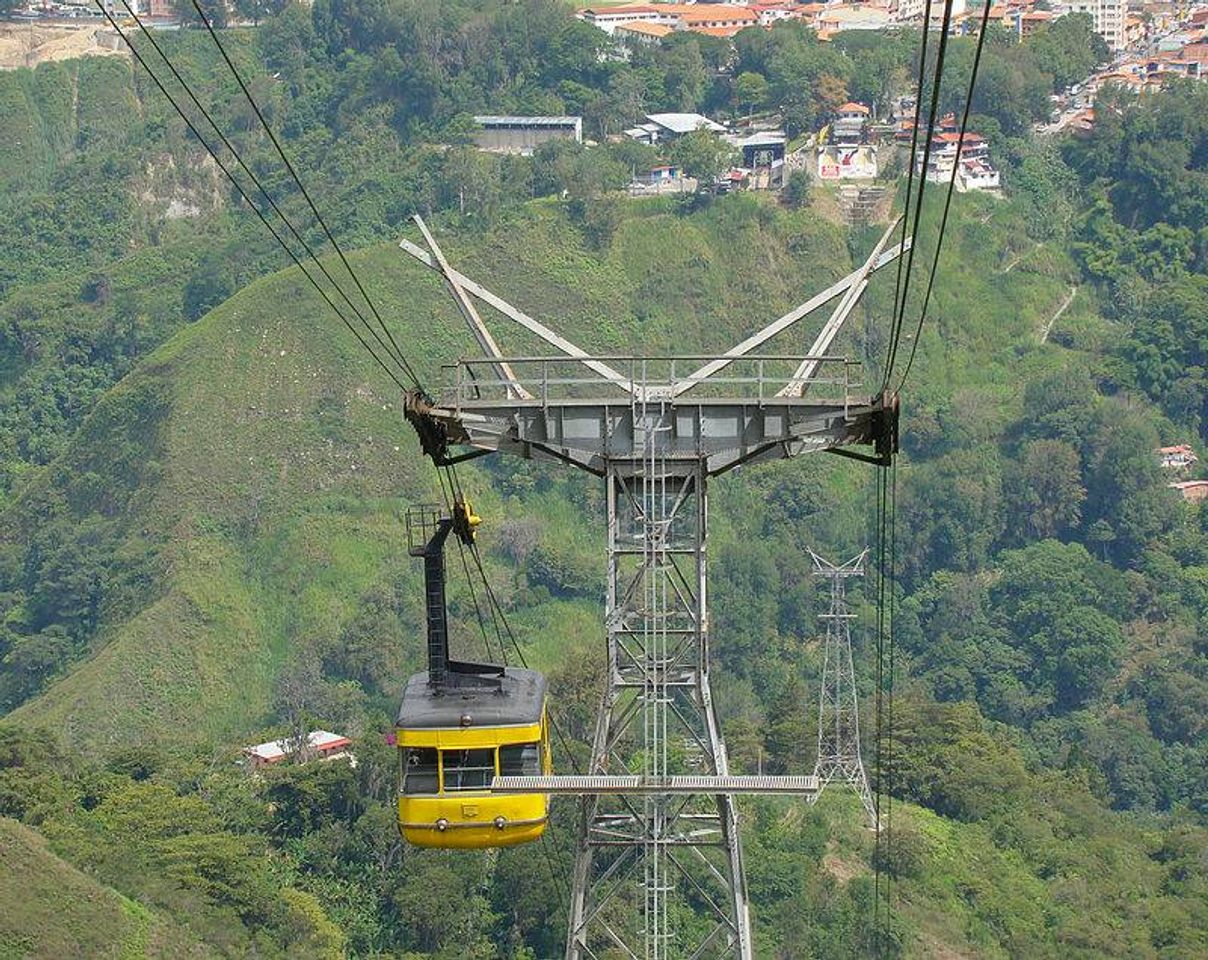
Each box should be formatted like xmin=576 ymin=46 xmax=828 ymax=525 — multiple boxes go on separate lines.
xmin=833 ymin=101 xmax=872 ymax=141
xmin=915 ymin=131 xmax=1000 ymax=191
xmin=749 ymin=3 xmax=809 ymax=26
xmin=674 ymin=4 xmax=759 ymax=32
xmin=615 ymin=20 xmax=676 ymax=44
xmin=1169 ymin=480 xmax=1208 ymax=503
xmin=1063 ymin=0 xmax=1127 ymax=52
xmin=243 ymin=731 xmax=354 ymax=770
xmin=579 ymin=5 xmax=680 ymax=35
xmin=1019 ymin=9 xmax=1055 ymax=37
xmin=624 ymin=112 xmax=726 ymax=145
xmin=628 ymin=165 xmax=697 ymax=197
xmin=817 ymin=4 xmax=893 ymax=34
xmin=896 ymin=0 xmax=968 ymax=26
xmin=579 ymin=4 xmax=758 ymax=38
xmin=1159 ymin=444 xmax=1199 ymax=470
xmin=956 ymin=157 xmax=1001 ymax=191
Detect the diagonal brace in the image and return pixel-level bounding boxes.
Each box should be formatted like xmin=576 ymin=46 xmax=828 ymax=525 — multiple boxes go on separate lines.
xmin=778 ymin=219 xmax=901 ymax=397
xmin=412 ymin=216 xmax=532 ymax=400
xmin=673 ymin=228 xmax=909 ymax=397
xmin=399 ymin=225 xmax=634 ymax=394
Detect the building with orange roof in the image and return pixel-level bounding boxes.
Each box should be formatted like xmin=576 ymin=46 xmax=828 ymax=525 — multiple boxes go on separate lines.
xmin=693 ymin=23 xmax=752 ymax=37
xmin=1159 ymin=444 xmax=1198 ymax=470
xmin=1169 ymin=480 xmax=1208 ymax=503
xmin=1019 ymin=9 xmax=1053 ymax=38
xmin=675 ymin=5 xmax=759 ymax=30
xmin=579 ymin=5 xmax=680 ymax=35
xmin=579 ymin=3 xmax=757 ymax=37
xmin=748 ymin=3 xmax=809 ymax=26
xmin=615 ymin=20 xmax=676 ymax=43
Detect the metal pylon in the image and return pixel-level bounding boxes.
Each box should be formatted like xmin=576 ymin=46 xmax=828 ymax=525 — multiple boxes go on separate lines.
xmin=807 ymin=550 xmax=877 ymax=829
xmin=399 ymin=218 xmax=908 ymax=959
xmin=566 ymin=384 xmax=750 ymax=959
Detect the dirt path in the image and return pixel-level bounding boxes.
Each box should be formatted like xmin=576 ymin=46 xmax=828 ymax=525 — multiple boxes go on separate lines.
xmin=999 ymin=240 xmax=1044 ymax=275
xmin=1041 ymin=286 xmax=1078 ymax=343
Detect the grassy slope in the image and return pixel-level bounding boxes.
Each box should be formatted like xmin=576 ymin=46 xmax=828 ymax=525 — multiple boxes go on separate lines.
xmin=0 ymin=817 xmax=214 ymax=959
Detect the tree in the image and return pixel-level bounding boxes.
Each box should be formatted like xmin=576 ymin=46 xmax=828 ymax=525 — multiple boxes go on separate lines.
xmin=734 ymin=71 xmax=770 ymax=119
xmin=1006 ymin=439 xmax=1086 ymax=541
xmin=663 ymin=38 xmax=708 ymax=112
xmin=669 ymin=130 xmax=735 ymax=189
xmin=783 ymin=167 xmax=812 ymax=209
xmin=183 ymin=251 xmax=234 ymax=322
xmin=175 ymin=0 xmax=228 ymax=29
xmin=233 ymin=0 xmax=288 ymax=25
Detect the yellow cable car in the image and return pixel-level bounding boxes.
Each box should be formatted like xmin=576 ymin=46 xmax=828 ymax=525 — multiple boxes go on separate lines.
xmin=397 ymin=669 xmax=551 ymax=848
xmin=395 ymin=503 xmax=552 ymax=849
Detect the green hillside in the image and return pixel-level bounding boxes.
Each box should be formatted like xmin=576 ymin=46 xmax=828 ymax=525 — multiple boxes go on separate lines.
xmin=0 ymin=3 xmax=1205 ymax=952
xmin=4 ymin=198 xmax=858 ymax=745
xmin=1 ymin=194 xmax=1203 ymax=957
xmin=3 ymin=191 xmax=1084 ymax=747
xmin=0 ymin=816 xmax=213 ymax=959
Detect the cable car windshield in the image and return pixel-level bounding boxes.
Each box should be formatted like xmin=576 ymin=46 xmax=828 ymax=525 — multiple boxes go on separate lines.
xmin=500 ymin=743 xmax=541 ymax=777
xmin=443 ymin=748 xmax=495 ymax=791
xmin=403 ymin=747 xmax=439 ymax=795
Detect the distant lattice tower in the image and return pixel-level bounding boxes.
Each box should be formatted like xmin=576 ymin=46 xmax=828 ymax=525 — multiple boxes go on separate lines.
xmin=808 ymin=549 xmax=877 ymax=829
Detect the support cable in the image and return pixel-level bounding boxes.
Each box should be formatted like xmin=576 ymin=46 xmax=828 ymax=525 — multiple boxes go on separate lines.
xmin=895 ymin=0 xmax=994 ymax=394
xmin=883 ymin=0 xmax=935 ymax=390
xmin=109 ymin=9 xmax=568 ymax=916
xmin=884 ymin=0 xmax=957 ymax=393
xmin=884 ymin=458 xmax=899 ymax=953
xmin=117 ymin=0 xmax=419 ymax=392
xmin=94 ymin=3 xmax=410 ymax=395
xmin=872 ymin=462 xmax=889 ymax=952
xmin=187 ymin=0 xmax=423 ymax=393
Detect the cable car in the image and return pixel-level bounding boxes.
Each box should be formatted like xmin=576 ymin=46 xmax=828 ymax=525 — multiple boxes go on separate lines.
xmin=396 ymin=502 xmax=551 ymax=849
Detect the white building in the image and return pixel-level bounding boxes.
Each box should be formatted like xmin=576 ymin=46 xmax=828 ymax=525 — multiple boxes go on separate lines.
xmin=242 ymin=730 xmax=354 ymax=770
xmin=624 ymin=113 xmax=726 ymax=145
xmin=1062 ymin=0 xmax=1127 ymax=52
xmin=896 ymin=0 xmax=967 ymax=23
xmin=956 ymin=158 xmax=1001 ymax=192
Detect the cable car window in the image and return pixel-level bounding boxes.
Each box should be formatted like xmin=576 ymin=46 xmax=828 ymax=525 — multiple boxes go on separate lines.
xmin=402 ymin=747 xmax=439 ymax=795
xmin=500 ymin=743 xmax=541 ymax=776
xmin=442 ymin=748 xmax=495 ymax=791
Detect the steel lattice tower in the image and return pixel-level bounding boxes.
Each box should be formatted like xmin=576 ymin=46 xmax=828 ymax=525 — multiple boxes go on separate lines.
xmin=807 ymin=550 xmax=877 ymax=829
xmin=400 ymin=217 xmax=907 ymax=959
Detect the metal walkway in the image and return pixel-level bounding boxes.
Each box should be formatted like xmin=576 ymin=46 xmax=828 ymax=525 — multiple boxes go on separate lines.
xmin=492 ymin=775 xmax=820 ymax=796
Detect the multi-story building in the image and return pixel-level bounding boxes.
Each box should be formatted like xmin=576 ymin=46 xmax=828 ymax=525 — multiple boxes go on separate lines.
xmin=1063 ymin=0 xmax=1127 ymax=52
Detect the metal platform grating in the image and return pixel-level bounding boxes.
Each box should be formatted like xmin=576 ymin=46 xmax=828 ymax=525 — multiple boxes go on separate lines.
xmin=491 ymin=774 xmax=819 ymax=796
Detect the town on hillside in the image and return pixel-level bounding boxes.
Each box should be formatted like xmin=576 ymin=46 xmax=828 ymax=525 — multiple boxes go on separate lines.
xmin=6 ymin=0 xmax=1205 ymax=203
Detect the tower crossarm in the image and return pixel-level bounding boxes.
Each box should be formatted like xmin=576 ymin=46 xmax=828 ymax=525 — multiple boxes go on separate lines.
xmin=407 ymin=386 xmax=896 ymax=477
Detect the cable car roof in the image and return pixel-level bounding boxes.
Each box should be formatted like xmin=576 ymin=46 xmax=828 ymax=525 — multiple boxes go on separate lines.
xmin=396 ymin=668 xmax=546 ymax=730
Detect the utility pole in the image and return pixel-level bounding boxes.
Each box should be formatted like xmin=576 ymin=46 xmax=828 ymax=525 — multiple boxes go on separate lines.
xmin=807 ymin=550 xmax=877 ymax=830
xmin=401 ymin=217 xmax=907 ymax=959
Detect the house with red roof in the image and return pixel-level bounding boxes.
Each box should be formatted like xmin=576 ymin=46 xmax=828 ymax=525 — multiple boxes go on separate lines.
xmin=243 ymin=730 xmax=354 ymax=770
xmin=1159 ymin=444 xmax=1199 ymax=470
